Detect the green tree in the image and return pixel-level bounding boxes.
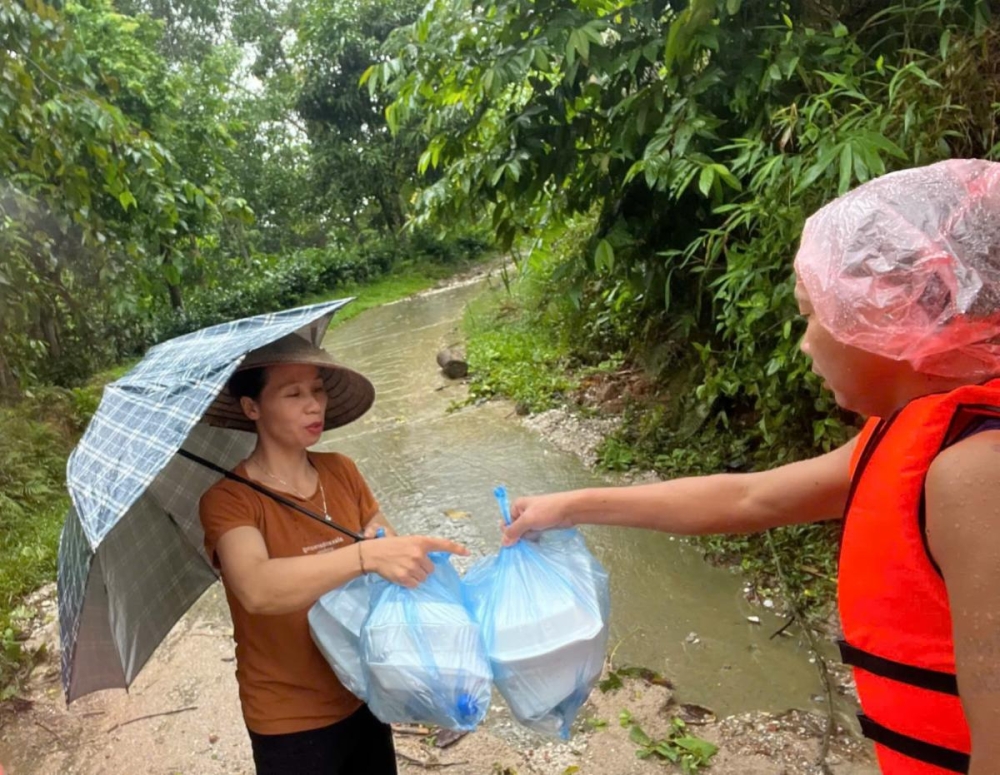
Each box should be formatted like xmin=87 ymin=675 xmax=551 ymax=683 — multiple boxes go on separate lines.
xmin=372 ymin=0 xmax=996 ymax=460
xmin=0 ymin=0 xmax=250 ymax=393
xmin=295 ymin=0 xmax=424 ymax=236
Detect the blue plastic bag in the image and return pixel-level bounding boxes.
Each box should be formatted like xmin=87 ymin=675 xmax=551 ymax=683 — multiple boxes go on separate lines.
xmin=361 ymin=552 xmax=492 ymax=730
xmin=309 ymin=572 xmax=385 ymax=701
xmin=462 ymin=487 xmax=611 ymax=738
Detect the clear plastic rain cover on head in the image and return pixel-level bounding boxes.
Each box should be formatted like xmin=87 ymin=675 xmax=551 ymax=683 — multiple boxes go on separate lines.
xmin=360 ymin=552 xmax=492 ymax=730
xmin=793 ymin=158 xmax=1000 ymax=379
xmin=462 ymin=487 xmax=611 ymax=739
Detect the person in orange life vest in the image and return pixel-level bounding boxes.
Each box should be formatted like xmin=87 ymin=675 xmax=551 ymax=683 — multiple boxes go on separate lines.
xmin=198 ymin=335 xmax=468 ymax=775
xmin=501 ymin=159 xmax=1000 ymax=775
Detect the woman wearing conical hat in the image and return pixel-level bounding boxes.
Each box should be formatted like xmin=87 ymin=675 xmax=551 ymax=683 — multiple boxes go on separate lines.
xmin=200 ymin=335 xmax=466 ymax=775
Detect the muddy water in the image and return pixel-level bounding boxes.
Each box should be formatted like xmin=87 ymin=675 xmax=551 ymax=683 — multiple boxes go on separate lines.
xmin=318 ymin=279 xmax=839 ymax=719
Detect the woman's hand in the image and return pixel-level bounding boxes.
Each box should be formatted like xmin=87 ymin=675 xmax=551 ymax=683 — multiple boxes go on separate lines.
xmin=360 ymin=535 xmax=467 ymax=588
xmin=363 ymin=511 xmax=396 ymax=538
xmin=502 ymin=491 xmax=577 ymax=545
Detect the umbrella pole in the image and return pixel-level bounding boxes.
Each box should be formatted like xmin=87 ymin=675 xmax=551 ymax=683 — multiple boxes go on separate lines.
xmin=177 ymin=448 xmax=366 ymax=542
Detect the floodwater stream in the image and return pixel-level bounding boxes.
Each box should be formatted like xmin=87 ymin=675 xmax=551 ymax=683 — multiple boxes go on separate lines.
xmin=318 ymin=278 xmax=839 ymax=719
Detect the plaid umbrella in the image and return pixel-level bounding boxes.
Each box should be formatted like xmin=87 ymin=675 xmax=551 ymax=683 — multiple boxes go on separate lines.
xmin=58 ymin=299 xmax=358 ymax=703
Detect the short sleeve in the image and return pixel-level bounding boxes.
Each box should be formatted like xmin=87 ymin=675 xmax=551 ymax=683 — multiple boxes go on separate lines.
xmin=199 ymin=482 xmax=262 ymax=568
xmin=326 ymin=454 xmax=380 ymax=525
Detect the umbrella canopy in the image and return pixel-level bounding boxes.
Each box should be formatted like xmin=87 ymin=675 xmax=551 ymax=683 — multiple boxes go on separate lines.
xmin=58 ymin=299 xmax=360 ymax=703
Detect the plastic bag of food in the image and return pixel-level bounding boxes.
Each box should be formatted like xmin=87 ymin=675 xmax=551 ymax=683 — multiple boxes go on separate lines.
xmin=361 ymin=552 xmax=492 ymax=730
xmin=463 ymin=487 xmax=610 ymax=738
xmin=309 ymin=571 xmax=384 ymax=701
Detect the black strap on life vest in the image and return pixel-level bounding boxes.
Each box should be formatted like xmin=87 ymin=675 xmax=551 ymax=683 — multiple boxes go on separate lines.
xmin=858 ymin=714 xmax=969 ymax=773
xmin=837 ymin=640 xmax=959 ymax=695
xmin=839 ymin=640 xmax=967 ymax=772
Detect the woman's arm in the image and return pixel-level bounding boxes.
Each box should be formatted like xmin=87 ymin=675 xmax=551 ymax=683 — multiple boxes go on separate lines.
xmin=926 ymin=429 xmax=1000 ymax=774
xmin=504 ymin=434 xmax=860 ymax=543
xmin=216 ymin=528 xmax=467 ymax=614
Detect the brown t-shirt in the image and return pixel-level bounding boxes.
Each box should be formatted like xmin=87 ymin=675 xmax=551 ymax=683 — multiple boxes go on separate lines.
xmin=199 ymin=452 xmax=379 ymax=735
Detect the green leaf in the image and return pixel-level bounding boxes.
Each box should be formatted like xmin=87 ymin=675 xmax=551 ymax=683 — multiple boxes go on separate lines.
xmin=858 ymin=131 xmax=907 ymax=160
xmin=359 ymin=63 xmax=377 ymax=88
xmin=675 ymin=735 xmax=719 ymax=758
xmin=162 ymin=263 xmax=181 ymax=286
xmin=599 ymin=671 xmax=623 ymax=693
xmin=794 ymin=142 xmax=840 ymax=194
xmin=838 ymin=144 xmax=854 ymax=194
xmin=118 ymin=190 xmax=137 ymax=211
xmin=595 ymin=239 xmax=615 ymax=273
xmin=710 ymin=164 xmax=741 ymax=192
xmin=629 ymin=724 xmax=652 ymax=747
xmin=939 ymin=29 xmax=951 ymax=60
xmin=573 ymin=29 xmax=590 ymax=62
xmin=698 ymin=165 xmax=716 ymax=197
xmin=655 ymin=742 xmax=680 ymax=762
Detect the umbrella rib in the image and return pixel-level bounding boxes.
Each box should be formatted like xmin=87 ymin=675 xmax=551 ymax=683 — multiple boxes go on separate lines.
xmin=176 ymin=449 xmax=365 ymax=542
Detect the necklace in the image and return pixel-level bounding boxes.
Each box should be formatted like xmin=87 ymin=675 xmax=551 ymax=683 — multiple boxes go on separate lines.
xmin=252 ymin=460 xmax=332 ymax=522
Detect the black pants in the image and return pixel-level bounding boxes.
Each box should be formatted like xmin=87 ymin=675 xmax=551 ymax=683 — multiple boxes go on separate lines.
xmin=248 ymin=705 xmax=397 ymax=775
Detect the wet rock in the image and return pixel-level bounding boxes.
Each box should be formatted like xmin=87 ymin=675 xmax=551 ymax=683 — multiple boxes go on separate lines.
xmin=672 ymin=702 xmax=717 ymax=725
xmin=436 ymin=349 xmax=468 ymax=379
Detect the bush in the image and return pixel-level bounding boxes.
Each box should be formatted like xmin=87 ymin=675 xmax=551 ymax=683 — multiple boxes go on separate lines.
xmin=151 ymin=231 xmax=490 ymax=346
xmin=0 ymin=389 xmax=93 ymax=695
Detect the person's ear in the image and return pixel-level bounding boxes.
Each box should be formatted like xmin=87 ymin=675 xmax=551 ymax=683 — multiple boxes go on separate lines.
xmin=240 ymin=395 xmax=261 ymax=421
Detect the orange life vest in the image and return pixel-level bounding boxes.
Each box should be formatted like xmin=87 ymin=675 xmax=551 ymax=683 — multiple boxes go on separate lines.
xmin=838 ymin=380 xmax=1000 ymax=773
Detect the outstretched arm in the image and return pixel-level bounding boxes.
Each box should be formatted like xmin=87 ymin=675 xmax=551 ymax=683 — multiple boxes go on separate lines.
xmin=504 ymin=434 xmax=859 ymax=544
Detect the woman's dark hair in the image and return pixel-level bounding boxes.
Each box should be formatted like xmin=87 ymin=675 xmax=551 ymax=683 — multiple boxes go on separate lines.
xmin=228 ymin=367 xmax=268 ymax=401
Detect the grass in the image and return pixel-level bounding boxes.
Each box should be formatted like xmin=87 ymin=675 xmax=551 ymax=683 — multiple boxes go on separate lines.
xmin=0 ymin=496 xmax=68 ymax=699
xmin=306 ymin=258 xmax=487 ymax=327
xmin=460 ymin=279 xmax=578 ymax=413
xmin=0 ymin=394 xmax=88 ymax=698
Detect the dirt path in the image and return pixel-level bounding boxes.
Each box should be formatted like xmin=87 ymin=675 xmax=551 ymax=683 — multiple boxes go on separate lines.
xmin=0 ymin=583 xmax=876 ymax=775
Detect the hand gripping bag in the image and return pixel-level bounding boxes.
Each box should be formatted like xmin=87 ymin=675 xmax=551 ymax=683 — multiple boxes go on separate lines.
xmin=463 ymin=487 xmax=611 ymax=738
xmin=361 ymin=552 xmax=492 ymax=730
